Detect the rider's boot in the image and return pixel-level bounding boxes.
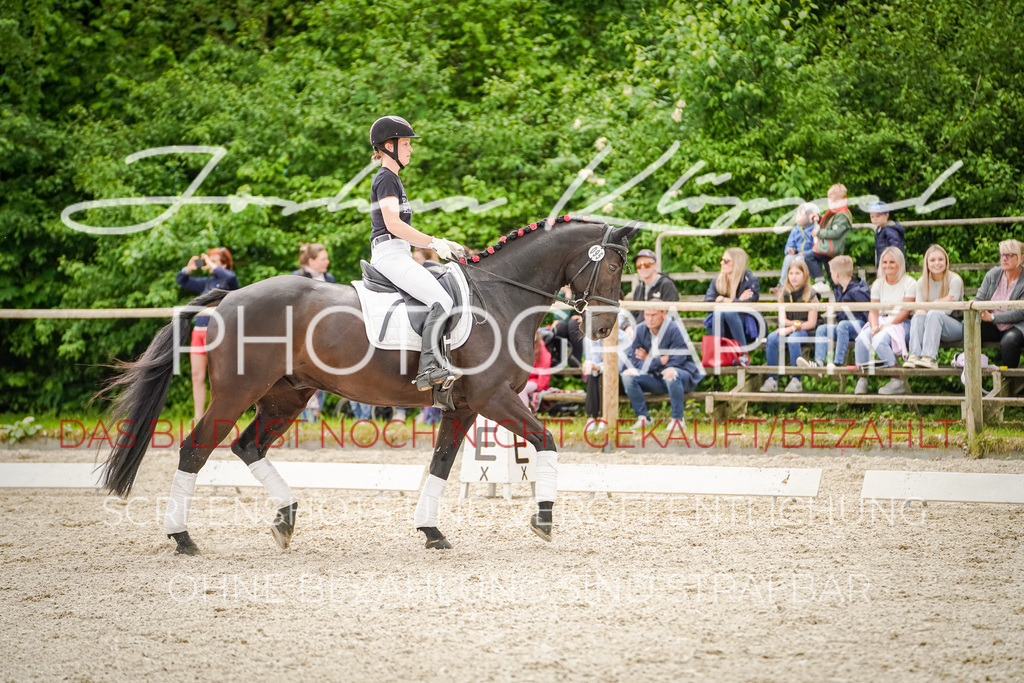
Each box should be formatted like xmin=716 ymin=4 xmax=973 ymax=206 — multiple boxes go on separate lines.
xmin=415 ymin=302 xmax=458 ymax=391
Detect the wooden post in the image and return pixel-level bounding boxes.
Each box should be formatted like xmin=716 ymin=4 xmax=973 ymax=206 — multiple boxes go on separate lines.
xmin=963 ymin=309 xmax=983 ymax=455
xmin=602 ymin=331 xmax=619 ymax=443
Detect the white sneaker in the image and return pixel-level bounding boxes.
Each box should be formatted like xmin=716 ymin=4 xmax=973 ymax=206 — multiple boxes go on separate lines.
xmin=760 ymin=377 xmax=779 ymax=392
xmin=665 ymin=418 xmax=686 ymax=436
xmin=584 ymin=418 xmax=606 ymax=434
xmin=784 ymin=377 xmax=803 ymax=393
xmin=903 ymin=356 xmax=920 ymax=368
xmin=632 ymin=415 xmax=654 ymax=430
xmin=854 ymin=377 xmax=869 ymax=395
xmin=878 ymin=378 xmax=907 ymax=395
xmin=796 ymin=357 xmax=822 ymax=369
xmin=917 ymin=357 xmax=938 ymax=370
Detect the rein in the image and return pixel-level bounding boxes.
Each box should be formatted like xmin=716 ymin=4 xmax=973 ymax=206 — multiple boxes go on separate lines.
xmin=453 ymin=226 xmax=628 ymax=314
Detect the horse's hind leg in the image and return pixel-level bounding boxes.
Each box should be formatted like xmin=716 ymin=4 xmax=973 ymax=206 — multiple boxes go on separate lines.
xmin=416 ymin=406 xmax=478 ymax=549
xmin=166 ymin=395 xmax=252 ymax=556
xmin=231 ymin=380 xmax=313 ymax=550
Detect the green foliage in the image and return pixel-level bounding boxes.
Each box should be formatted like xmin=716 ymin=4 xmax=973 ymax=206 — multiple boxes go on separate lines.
xmin=0 ymin=416 xmax=41 ymax=443
xmin=2 ymin=0 xmax=1023 ymax=413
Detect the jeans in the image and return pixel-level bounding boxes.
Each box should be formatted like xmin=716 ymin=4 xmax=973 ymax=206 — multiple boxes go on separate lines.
xmin=908 ymin=311 xmax=963 ymax=360
xmin=855 ymin=323 xmax=909 ymax=367
xmin=349 ymin=401 xmax=373 ymax=420
xmin=621 ymin=371 xmax=695 ymax=420
xmin=814 ymin=319 xmax=864 ymax=365
xmin=807 ymin=253 xmax=829 ymax=283
xmin=709 ymin=311 xmax=749 ymax=347
xmin=765 ymin=329 xmax=810 ymax=379
xmin=980 ymin=322 xmax=1024 ymax=369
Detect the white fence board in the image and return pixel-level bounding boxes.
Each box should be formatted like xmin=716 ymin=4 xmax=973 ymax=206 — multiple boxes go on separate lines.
xmin=861 ymin=470 xmax=1024 ymax=504
xmin=558 ymin=464 xmax=821 ymax=498
xmin=196 ymin=461 xmax=425 ymax=492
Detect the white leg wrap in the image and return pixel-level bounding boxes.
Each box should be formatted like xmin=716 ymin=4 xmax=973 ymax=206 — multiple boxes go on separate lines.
xmin=535 ymin=450 xmax=559 ymax=503
xmin=414 ymin=474 xmax=448 ymax=529
xmin=164 ymin=470 xmax=198 ymax=535
xmin=248 ymin=459 xmax=297 ymax=510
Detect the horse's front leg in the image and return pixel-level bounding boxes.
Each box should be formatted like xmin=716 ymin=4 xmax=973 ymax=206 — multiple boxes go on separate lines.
xmin=416 ymin=406 xmax=477 ymax=549
xmin=478 ymin=389 xmax=559 ymax=542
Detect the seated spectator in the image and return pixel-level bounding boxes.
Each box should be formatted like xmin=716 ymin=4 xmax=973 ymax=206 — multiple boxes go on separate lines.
xmin=905 ymin=245 xmax=964 ymax=369
xmin=519 ymin=329 xmax=552 ymax=409
xmin=291 ymin=242 xmax=336 ymax=282
xmin=854 ymin=246 xmax=917 ymax=395
xmin=797 ymin=255 xmax=870 ymax=369
xmin=704 ymin=247 xmax=760 ymax=353
xmin=759 ymin=259 xmax=819 ymax=393
xmin=867 ymin=201 xmax=905 ymax=267
xmin=810 ymin=184 xmax=853 ymax=293
xmin=581 ymin=311 xmax=631 ymax=434
xmin=773 ymin=202 xmax=820 ymax=294
xmin=621 ymin=308 xmax=704 ymax=434
xmin=627 ymin=249 xmax=680 ymax=324
xmin=541 ymin=285 xmax=583 ymax=367
xmin=975 ymin=239 xmax=1024 ymax=369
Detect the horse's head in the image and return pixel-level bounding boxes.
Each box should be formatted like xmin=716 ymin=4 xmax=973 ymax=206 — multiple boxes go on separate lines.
xmin=565 ymin=220 xmax=643 ymax=339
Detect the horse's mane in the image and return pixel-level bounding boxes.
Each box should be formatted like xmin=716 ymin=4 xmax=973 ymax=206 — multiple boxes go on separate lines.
xmin=456 ymin=214 xmax=599 ymax=264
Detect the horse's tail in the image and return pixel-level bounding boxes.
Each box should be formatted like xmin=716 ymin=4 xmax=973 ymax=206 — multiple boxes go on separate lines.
xmin=96 ymin=288 xmax=231 ymax=498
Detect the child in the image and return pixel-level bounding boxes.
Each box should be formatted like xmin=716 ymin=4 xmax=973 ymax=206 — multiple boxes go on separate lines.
xmin=760 ymin=258 xmax=820 ymax=393
xmin=867 ymin=201 xmax=905 ymax=267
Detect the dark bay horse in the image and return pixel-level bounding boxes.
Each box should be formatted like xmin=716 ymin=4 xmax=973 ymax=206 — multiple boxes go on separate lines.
xmin=101 ymin=216 xmax=641 ymax=554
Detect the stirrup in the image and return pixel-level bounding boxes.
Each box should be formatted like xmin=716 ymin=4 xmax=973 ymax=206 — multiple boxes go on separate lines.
xmin=414 ymin=366 xmax=456 ymax=391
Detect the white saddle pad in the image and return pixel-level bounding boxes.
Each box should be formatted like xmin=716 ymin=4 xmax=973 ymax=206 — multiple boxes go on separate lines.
xmin=353 ymin=263 xmax=473 ymax=351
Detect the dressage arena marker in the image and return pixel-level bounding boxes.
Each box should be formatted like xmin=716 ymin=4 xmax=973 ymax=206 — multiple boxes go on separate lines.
xmin=557 ymin=464 xmax=823 ymax=500
xmin=861 ymin=470 xmax=1024 ymax=505
xmin=0 ymin=463 xmax=105 ymax=494
xmin=459 ymin=417 xmax=537 ymax=500
xmin=196 ymin=461 xmax=426 ymax=496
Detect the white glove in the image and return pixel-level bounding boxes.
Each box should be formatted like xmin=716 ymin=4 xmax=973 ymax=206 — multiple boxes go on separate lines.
xmin=429 ymin=237 xmax=465 ymax=260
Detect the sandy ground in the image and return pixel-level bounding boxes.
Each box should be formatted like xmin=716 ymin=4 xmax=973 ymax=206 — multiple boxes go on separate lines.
xmin=1 ymin=443 xmax=1023 ymax=682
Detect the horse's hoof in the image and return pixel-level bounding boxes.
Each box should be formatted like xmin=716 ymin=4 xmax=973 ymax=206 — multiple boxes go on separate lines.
xmin=419 ymin=526 xmax=452 ymax=550
xmin=271 ymin=502 xmax=298 ymax=550
xmin=530 ymin=514 xmax=553 ymax=542
xmin=168 ymin=531 xmax=199 ymax=556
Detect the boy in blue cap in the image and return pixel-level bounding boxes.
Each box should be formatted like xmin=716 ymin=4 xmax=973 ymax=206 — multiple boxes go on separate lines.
xmin=868 ymin=201 xmax=905 ymax=267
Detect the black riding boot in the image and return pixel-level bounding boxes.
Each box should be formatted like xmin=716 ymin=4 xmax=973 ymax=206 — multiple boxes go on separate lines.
xmin=415 ymin=302 xmax=457 ymax=391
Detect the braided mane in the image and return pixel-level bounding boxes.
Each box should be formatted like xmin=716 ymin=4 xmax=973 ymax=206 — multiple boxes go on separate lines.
xmin=457 ymin=214 xmax=597 ymax=264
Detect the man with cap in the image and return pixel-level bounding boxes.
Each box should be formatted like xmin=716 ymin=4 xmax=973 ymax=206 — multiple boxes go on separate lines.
xmin=868 ymin=200 xmax=905 ymax=268
xmin=628 ymin=249 xmax=680 ymax=324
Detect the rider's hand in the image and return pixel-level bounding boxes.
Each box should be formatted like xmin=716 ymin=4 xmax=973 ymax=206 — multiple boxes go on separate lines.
xmin=430 ymin=238 xmax=466 ymax=260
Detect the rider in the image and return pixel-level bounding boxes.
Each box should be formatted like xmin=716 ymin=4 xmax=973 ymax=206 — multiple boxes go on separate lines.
xmin=368 ymin=115 xmax=466 ymax=390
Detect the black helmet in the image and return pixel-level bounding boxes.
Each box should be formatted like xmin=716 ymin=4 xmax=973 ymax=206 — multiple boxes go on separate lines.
xmin=370 ymin=115 xmax=420 ymax=150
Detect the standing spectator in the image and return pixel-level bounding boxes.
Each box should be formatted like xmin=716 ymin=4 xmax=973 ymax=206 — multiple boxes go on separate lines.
xmin=704 ymin=247 xmax=760 ymax=352
xmin=759 ymin=259 xmax=819 ymax=393
xmin=797 ymin=255 xmax=870 ymax=369
xmin=854 ymin=246 xmax=917 ymax=395
xmin=810 ymin=184 xmax=853 ymax=293
xmin=628 ymin=249 xmax=679 ymax=324
xmin=905 ymin=245 xmax=964 ymax=369
xmin=176 ymin=247 xmax=240 ymax=421
xmin=975 ymin=239 xmax=1024 ymax=369
xmin=867 ymin=201 xmax=905 ymax=267
xmin=621 ymin=308 xmax=704 ymax=434
xmin=774 ymin=202 xmax=821 ymax=294
xmin=292 ymin=242 xmax=336 ymax=282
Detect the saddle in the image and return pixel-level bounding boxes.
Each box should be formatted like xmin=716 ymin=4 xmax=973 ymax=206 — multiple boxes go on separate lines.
xmin=358 ymin=260 xmax=466 ymax=339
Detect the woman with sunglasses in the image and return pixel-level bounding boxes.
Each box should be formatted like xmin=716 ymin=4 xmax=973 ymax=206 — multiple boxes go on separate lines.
xmin=975 ymin=239 xmax=1024 ymax=368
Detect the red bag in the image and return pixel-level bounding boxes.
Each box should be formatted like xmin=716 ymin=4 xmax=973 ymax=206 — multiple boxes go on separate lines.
xmin=701 ymin=335 xmax=743 ymax=368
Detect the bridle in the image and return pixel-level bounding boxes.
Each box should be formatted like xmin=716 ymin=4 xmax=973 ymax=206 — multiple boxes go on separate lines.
xmin=455 ymin=225 xmax=628 ymax=314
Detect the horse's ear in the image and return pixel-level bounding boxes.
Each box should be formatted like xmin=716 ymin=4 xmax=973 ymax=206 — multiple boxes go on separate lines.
xmin=611 ymin=220 xmax=643 ymax=246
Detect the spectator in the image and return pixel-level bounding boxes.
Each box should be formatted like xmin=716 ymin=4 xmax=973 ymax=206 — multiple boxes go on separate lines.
xmin=291 ymin=243 xmax=336 ymax=282
xmin=854 ymin=246 xmax=916 ymax=395
xmin=797 ymin=255 xmax=870 ymax=369
xmin=704 ymin=247 xmax=760 ymax=352
xmin=628 ymin=249 xmax=680 ymax=324
xmin=581 ymin=311 xmax=631 ymax=434
xmin=774 ymin=202 xmax=821 ymax=294
xmin=541 ymin=285 xmax=584 ymax=367
xmin=905 ymin=245 xmax=964 ymax=369
xmin=176 ymin=247 xmax=240 ymax=420
xmin=810 ymin=184 xmax=853 ymax=293
xmin=621 ymin=308 xmax=705 ymax=434
xmin=867 ymin=201 xmax=905 ymax=267
xmin=519 ymin=329 xmax=552 ymax=409
xmin=759 ymin=258 xmax=819 ymax=393
xmin=975 ymin=239 xmax=1024 ymax=369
